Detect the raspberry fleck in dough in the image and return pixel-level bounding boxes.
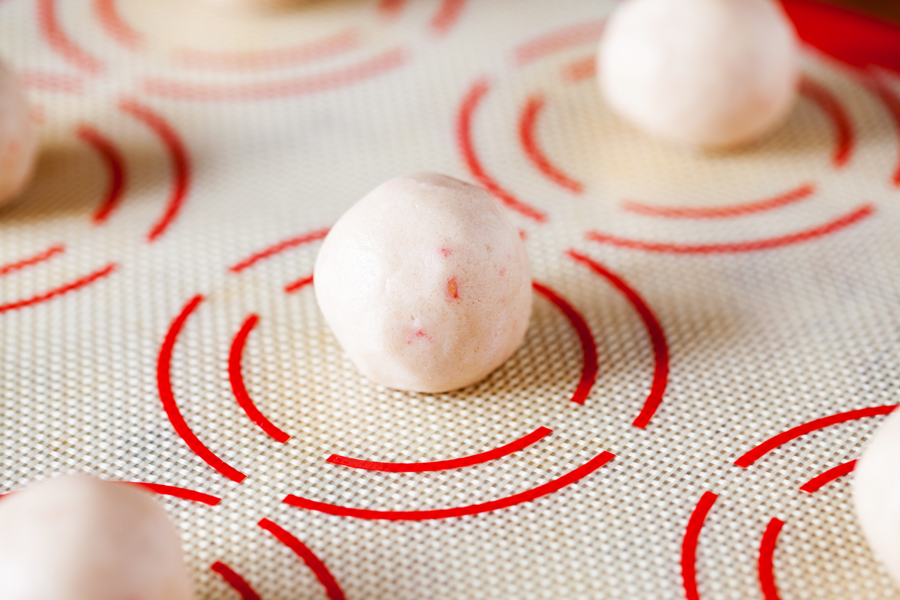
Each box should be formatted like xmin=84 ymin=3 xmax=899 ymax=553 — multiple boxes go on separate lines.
xmin=314 ymin=173 xmax=533 ymax=393
xmin=0 ymin=59 xmax=37 ymax=207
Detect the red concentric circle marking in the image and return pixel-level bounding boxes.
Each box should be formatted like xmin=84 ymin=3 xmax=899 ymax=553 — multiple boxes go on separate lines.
xmin=513 ymin=20 xmax=606 ymax=66
xmin=285 ymin=274 xmax=314 ymax=294
xmin=229 ymin=227 xmax=330 ymax=273
xmin=76 ymin=125 xmax=127 ymax=224
xmin=800 ymin=459 xmax=857 ymax=494
xmin=758 ymin=518 xmax=785 ymax=600
xmin=121 ymin=482 xmax=222 ymax=506
xmin=682 ymin=491 xmax=718 ymax=600
xmin=229 ymin=314 xmax=290 ymax=443
xmin=865 ymin=74 xmax=900 ymax=187
xmin=158 ymin=295 xmax=247 ymax=483
xmin=567 ymin=251 xmax=669 ymax=429
xmin=283 ymin=450 xmax=615 ymax=521
xmin=563 ymin=56 xmax=596 ymax=82
xmin=431 ymin=0 xmax=466 ymax=36
xmin=734 ymin=404 xmax=897 ymax=468
xmin=212 ymin=562 xmax=262 ymax=600
xmin=587 ymin=204 xmax=875 ymax=254
xmin=457 ymin=79 xmax=548 ymax=223
xmin=0 ymin=263 xmax=118 ymax=314
xmin=327 ymin=426 xmax=552 ymax=473
xmin=18 ymin=70 xmax=83 ymax=93
xmin=94 ymin=0 xmax=143 ymax=49
xmin=621 ymin=184 xmax=816 ymax=220
xmin=0 ymin=244 xmax=65 ymax=277
xmin=377 ymin=0 xmax=406 ymax=19
xmin=258 ymin=518 xmax=347 ymax=600
xmin=37 ymin=0 xmax=105 ymax=74
xmin=800 ymin=76 xmax=855 ymax=168
xmin=519 ymin=95 xmax=584 ymax=194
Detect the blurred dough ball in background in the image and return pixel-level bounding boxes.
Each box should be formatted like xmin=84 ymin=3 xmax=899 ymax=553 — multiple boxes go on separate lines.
xmin=598 ymin=0 xmax=800 ymax=149
xmin=0 ymin=58 xmax=37 ymax=208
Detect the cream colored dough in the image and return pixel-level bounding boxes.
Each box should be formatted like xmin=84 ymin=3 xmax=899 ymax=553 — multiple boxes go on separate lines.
xmin=598 ymin=0 xmax=800 ymax=149
xmin=314 ymin=173 xmax=533 ymax=394
xmin=0 ymin=475 xmax=193 ymax=600
xmin=0 ymin=58 xmax=37 ymax=208
xmin=854 ymin=409 xmax=900 ymax=587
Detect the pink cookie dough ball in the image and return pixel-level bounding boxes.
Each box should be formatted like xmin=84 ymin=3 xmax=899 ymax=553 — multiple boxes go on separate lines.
xmin=314 ymin=173 xmax=532 ymax=394
xmin=0 ymin=475 xmax=194 ymax=600
xmin=854 ymin=409 xmax=900 ymax=586
xmin=0 ymin=58 xmax=37 ymax=207
xmin=598 ymin=0 xmax=800 ymax=149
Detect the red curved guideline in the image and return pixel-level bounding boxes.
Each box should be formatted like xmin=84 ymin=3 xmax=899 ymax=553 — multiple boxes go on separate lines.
xmin=0 ymin=244 xmax=65 ymax=277
xmin=682 ymin=491 xmax=718 ymax=600
xmin=285 ymin=274 xmax=314 ymax=294
xmin=800 ymin=459 xmax=857 ymax=494
xmin=284 ymin=450 xmax=615 ymax=520
xmin=431 ymin=0 xmax=466 ymax=35
xmin=0 ymin=263 xmax=117 ymax=314
xmin=622 ymin=184 xmax=816 ymax=219
xmin=758 ymin=518 xmax=785 ymax=600
xmin=258 ymin=518 xmax=346 ymax=600
xmin=143 ymin=47 xmax=408 ymax=101
xmin=800 ymin=77 xmax=854 ymax=168
xmin=230 ymin=314 xmax=290 ymax=443
xmin=77 ymin=125 xmax=127 ymax=224
xmin=587 ymin=204 xmax=875 ymax=254
xmin=328 ymin=426 xmax=552 ymax=473
xmin=514 ymin=20 xmax=606 ymax=66
xmin=18 ymin=71 xmax=83 ymax=93
xmin=94 ymin=0 xmax=143 ymax=49
xmin=519 ymin=95 xmax=584 ymax=194
xmin=119 ymin=99 xmax=191 ymax=242
xmin=158 ymin=295 xmax=246 ymax=483
xmin=564 ymin=56 xmax=596 ymax=82
xmin=866 ymin=75 xmax=900 ymax=187
xmin=735 ymin=404 xmax=897 ymax=468
xmin=377 ymin=0 xmax=406 ymax=18
xmin=229 ymin=227 xmax=330 ymax=273
xmin=532 ymin=281 xmax=598 ymax=404
xmin=211 ymin=562 xmax=262 ymax=600
xmin=122 ymin=482 xmax=221 ymax=506
xmin=37 ymin=0 xmax=104 ymax=74
xmin=457 ymin=80 xmax=548 ymax=222
xmin=567 ymin=251 xmax=669 ymax=429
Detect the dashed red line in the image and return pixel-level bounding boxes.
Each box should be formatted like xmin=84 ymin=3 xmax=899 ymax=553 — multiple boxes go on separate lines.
xmin=0 ymin=263 xmax=117 ymax=314
xmin=587 ymin=204 xmax=875 ymax=254
xmin=258 ymin=519 xmax=346 ymax=600
xmin=866 ymin=75 xmax=900 ymax=187
xmin=800 ymin=459 xmax=857 ymax=494
xmin=143 ymin=47 xmax=408 ymax=101
xmin=77 ymin=125 xmax=127 ymax=224
xmin=514 ymin=20 xmax=606 ymax=66
xmin=36 ymin=0 xmax=104 ymax=74
xmin=682 ymin=491 xmax=718 ymax=600
xmin=758 ymin=518 xmax=785 ymax=600
xmin=567 ymin=251 xmax=668 ymax=429
xmin=0 ymin=244 xmax=65 ymax=277
xmin=94 ymin=0 xmax=143 ymax=49
xmin=431 ymin=0 xmax=466 ymax=35
xmin=519 ymin=95 xmax=584 ymax=194
xmin=327 ymin=426 xmax=552 ymax=472
xmin=285 ymin=274 xmax=314 ymax=294
xmin=158 ymin=295 xmax=246 ymax=483
xmin=457 ymin=79 xmax=548 ymax=223
xmin=532 ymin=281 xmax=598 ymax=404
xmin=212 ymin=562 xmax=262 ymax=600
xmin=18 ymin=70 xmax=83 ymax=93
xmin=800 ymin=76 xmax=854 ymax=168
xmin=229 ymin=314 xmax=290 ymax=443
xmin=229 ymin=228 xmax=330 ymax=273
xmin=734 ymin=405 xmax=897 ymax=468
xmin=284 ymin=450 xmax=615 ymax=520
xmin=622 ymin=183 xmax=816 ymax=219
xmin=119 ymin=99 xmax=191 ymax=242
xmin=121 ymin=482 xmax=221 ymax=506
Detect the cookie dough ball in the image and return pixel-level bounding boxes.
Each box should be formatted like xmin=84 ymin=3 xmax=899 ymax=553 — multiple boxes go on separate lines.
xmin=0 ymin=59 xmax=37 ymax=207
xmin=854 ymin=409 xmax=900 ymax=586
xmin=0 ymin=475 xmax=193 ymax=600
xmin=314 ymin=173 xmax=532 ymax=393
xmin=598 ymin=0 xmax=800 ymax=148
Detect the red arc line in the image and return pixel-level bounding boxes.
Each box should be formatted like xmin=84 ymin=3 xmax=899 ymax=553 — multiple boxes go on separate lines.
xmin=327 ymin=426 xmax=552 ymax=472
xmin=285 ymin=274 xmax=314 ymax=293
xmin=865 ymin=75 xmax=900 ymax=187
xmin=621 ymin=183 xmax=816 ymax=220
xmin=563 ymin=56 xmax=596 ymax=82
xmin=121 ymin=482 xmax=221 ymax=506
xmin=211 ymin=562 xmax=262 ymax=600
xmin=283 ymin=450 xmax=615 ymax=520
xmin=519 ymin=95 xmax=584 ymax=194
xmin=229 ymin=227 xmax=330 ymax=273
xmin=18 ymin=70 xmax=83 ymax=93
xmin=157 ymin=295 xmax=246 ymax=483
xmin=567 ymin=251 xmax=669 ymax=429
xmin=513 ymin=20 xmax=606 ymax=66
xmin=0 ymin=263 xmax=117 ymax=314
xmin=258 ymin=518 xmax=347 ymax=600
xmin=800 ymin=459 xmax=857 ymax=494
xmin=800 ymin=76 xmax=854 ymax=168
xmin=457 ymin=79 xmax=548 ymax=223
xmin=431 ymin=0 xmax=466 ymax=35
xmin=734 ymin=404 xmax=897 ymax=468
xmin=377 ymin=0 xmax=406 ymax=18
xmin=119 ymin=99 xmax=191 ymax=242
xmin=682 ymin=491 xmax=718 ymax=600
xmin=758 ymin=518 xmax=785 ymax=600
xmin=77 ymin=125 xmax=127 ymax=224
xmin=229 ymin=314 xmax=290 ymax=443
xmin=37 ymin=0 xmax=104 ymax=74
xmin=587 ymin=204 xmax=875 ymax=254
xmin=0 ymin=244 xmax=65 ymax=277
xmin=532 ymin=281 xmax=598 ymax=404
xmin=94 ymin=0 xmax=143 ymax=49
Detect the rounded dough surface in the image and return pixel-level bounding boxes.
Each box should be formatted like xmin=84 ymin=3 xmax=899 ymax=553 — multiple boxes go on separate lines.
xmin=0 ymin=474 xmax=193 ymax=600
xmin=598 ymin=0 xmax=799 ymax=149
xmin=854 ymin=409 xmax=900 ymax=586
xmin=0 ymin=58 xmax=37 ymax=207
xmin=314 ymin=173 xmax=532 ymax=393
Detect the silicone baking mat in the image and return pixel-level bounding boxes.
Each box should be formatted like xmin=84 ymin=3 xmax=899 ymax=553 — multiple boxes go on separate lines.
xmin=1 ymin=0 xmax=900 ymax=598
